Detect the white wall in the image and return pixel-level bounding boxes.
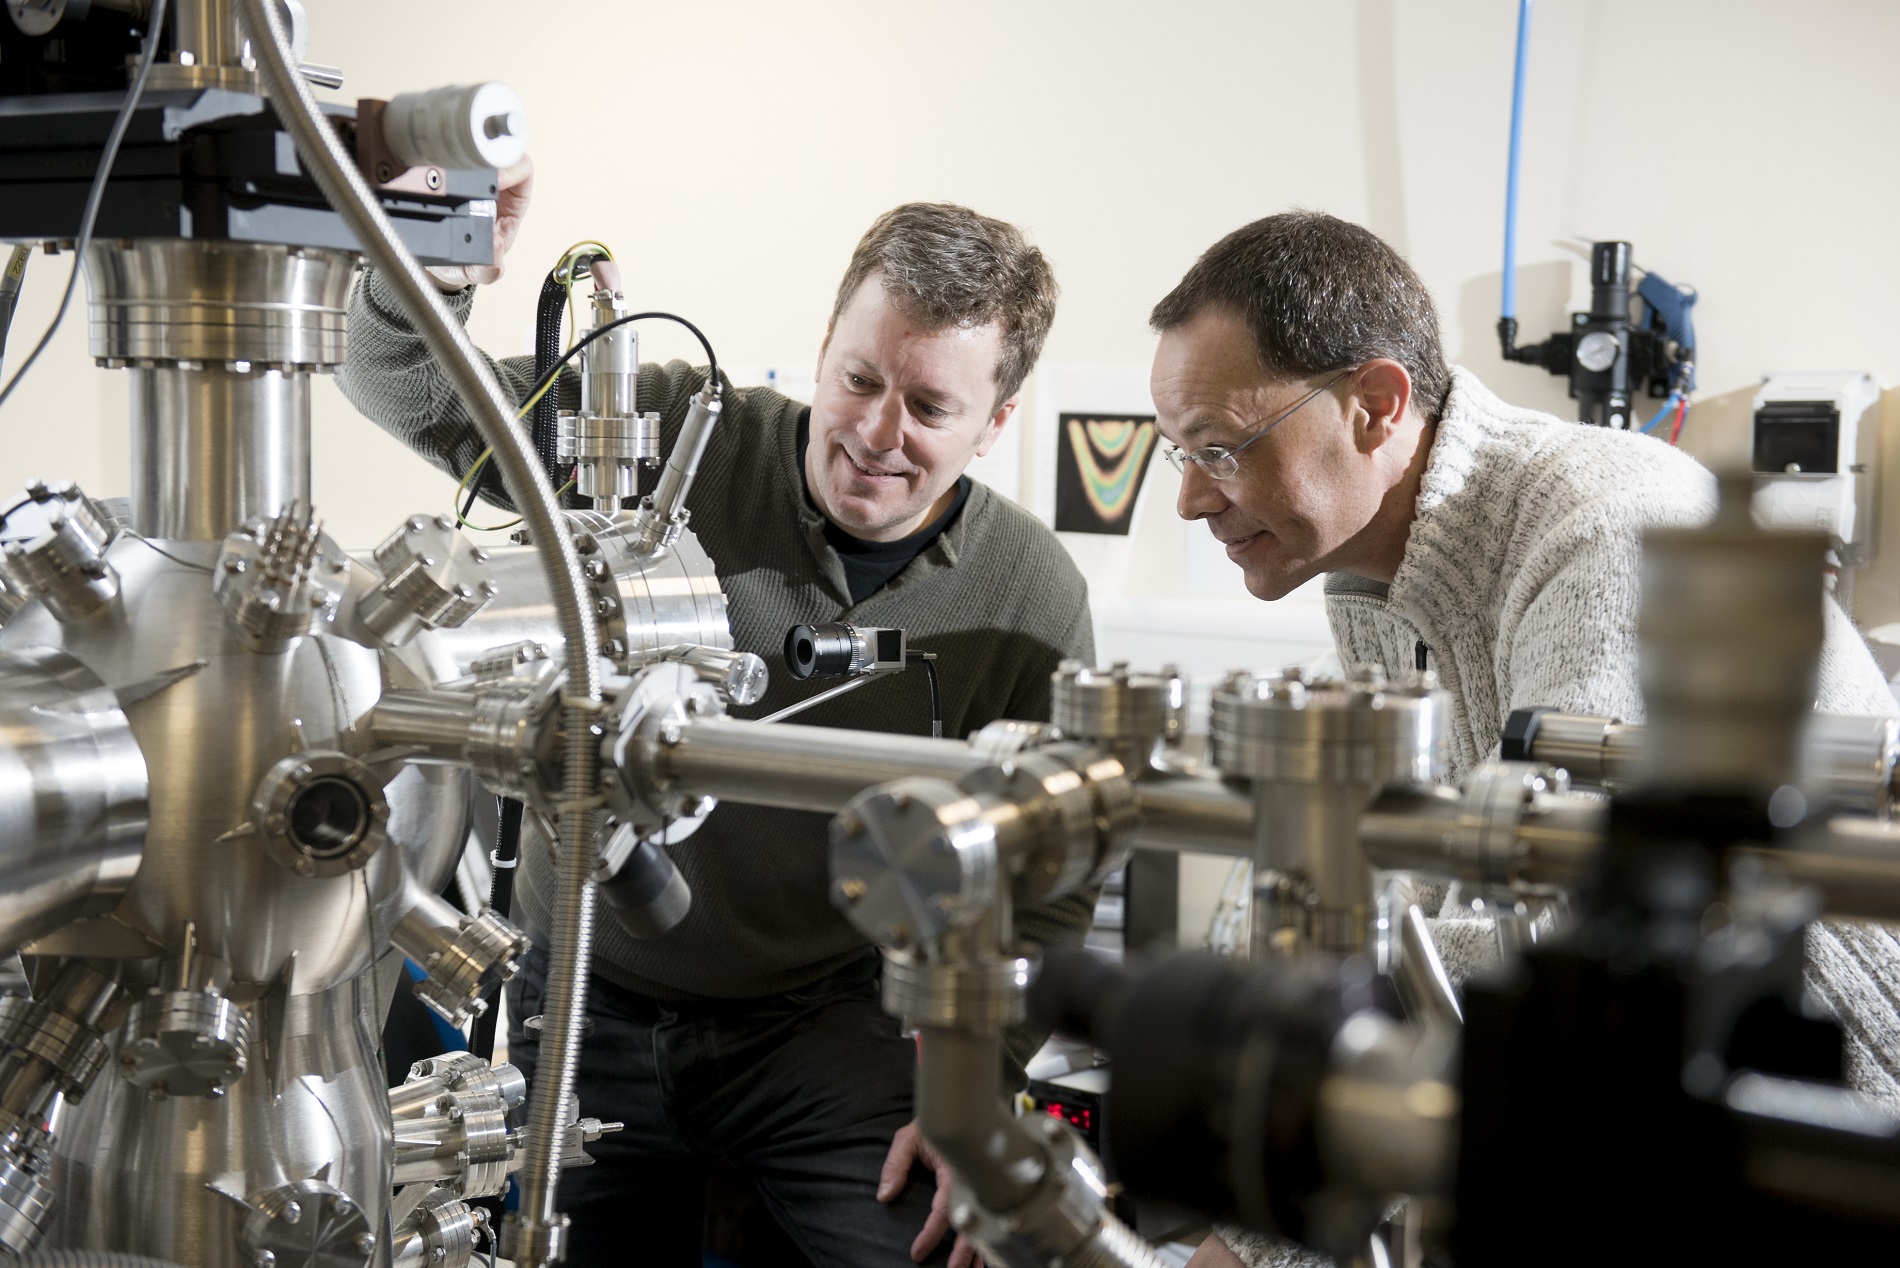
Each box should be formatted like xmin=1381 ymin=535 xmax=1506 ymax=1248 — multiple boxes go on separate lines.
xmin=6 ymin=0 xmax=1900 ymax=647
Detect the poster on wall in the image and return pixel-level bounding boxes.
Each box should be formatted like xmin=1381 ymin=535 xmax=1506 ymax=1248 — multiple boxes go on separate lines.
xmin=1053 ymin=412 xmax=1158 ymax=535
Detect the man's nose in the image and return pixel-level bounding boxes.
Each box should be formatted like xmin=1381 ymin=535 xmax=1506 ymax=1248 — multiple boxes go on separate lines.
xmin=1176 ymin=461 xmax=1229 ymax=520
xmin=861 ymin=392 xmax=904 ymax=451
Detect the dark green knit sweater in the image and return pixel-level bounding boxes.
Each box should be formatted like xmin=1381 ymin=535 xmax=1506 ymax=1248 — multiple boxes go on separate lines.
xmin=338 ymin=270 xmax=1097 ymax=1013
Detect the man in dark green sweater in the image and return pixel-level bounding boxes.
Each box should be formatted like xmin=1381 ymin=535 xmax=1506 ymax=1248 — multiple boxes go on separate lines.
xmin=338 ymin=172 xmax=1093 ymax=1267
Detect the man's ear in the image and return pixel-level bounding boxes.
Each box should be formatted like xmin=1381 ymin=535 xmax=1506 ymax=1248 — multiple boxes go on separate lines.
xmin=973 ymin=393 xmax=1020 ymax=458
xmin=1353 ymin=359 xmax=1414 ymax=454
xmin=815 ymin=325 xmax=833 ymax=381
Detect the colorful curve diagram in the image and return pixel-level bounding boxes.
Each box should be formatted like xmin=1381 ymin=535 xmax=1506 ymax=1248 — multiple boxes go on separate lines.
xmin=1062 ymin=414 xmax=1157 ymax=527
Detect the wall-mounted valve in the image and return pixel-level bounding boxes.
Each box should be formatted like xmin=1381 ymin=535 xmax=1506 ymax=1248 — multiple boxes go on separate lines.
xmin=357 ymin=514 xmax=498 ymax=647
xmin=213 ymin=502 xmax=350 ymax=652
xmin=0 ymin=480 xmax=120 ymax=621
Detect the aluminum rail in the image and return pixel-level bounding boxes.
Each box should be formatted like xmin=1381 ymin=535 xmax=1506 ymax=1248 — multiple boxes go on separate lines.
xmin=235 ymin=6 xmax=602 ymax=1260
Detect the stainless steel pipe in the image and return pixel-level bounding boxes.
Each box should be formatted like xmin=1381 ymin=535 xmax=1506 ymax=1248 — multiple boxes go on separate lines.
xmin=664 ymin=715 xmax=979 ymax=812
xmin=128 ymin=366 xmax=309 ymax=540
xmin=236 ymin=7 xmax=603 ymax=1262
xmin=0 ymin=648 xmax=146 ymax=954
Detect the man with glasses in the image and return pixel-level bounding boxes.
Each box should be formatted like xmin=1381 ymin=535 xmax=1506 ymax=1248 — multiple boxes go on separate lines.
xmin=1150 ymin=211 xmax=1900 ymax=1268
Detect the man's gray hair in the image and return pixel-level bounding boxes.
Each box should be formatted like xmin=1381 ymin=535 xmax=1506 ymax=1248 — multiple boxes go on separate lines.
xmin=1150 ymin=212 xmax=1452 ymax=422
xmin=831 ymin=202 xmax=1058 ymax=405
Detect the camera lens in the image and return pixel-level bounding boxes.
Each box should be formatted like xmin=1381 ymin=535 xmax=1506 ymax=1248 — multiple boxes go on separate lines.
xmin=784 ymin=623 xmax=859 ymax=680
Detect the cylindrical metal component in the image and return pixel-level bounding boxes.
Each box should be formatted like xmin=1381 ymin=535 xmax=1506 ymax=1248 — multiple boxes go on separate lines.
xmin=917 ymin=1028 xmax=1045 ymax=1213
xmin=1213 ymin=668 xmax=1447 ymax=956
xmin=382 ymin=82 xmax=529 ymax=171
xmin=648 ymin=385 xmax=720 ymax=528
xmin=0 ymin=649 xmax=146 ymax=953
xmin=357 ymin=515 xmax=498 ymax=647
xmin=2 ymin=503 xmax=119 ymax=622
xmin=392 ymin=1188 xmax=480 ymax=1268
xmin=1359 ymin=776 xmax=1607 ymax=894
xmin=425 ymin=522 xmax=731 ymax=675
xmin=117 ymin=988 xmax=250 ymax=1099
xmin=1513 ymin=711 xmax=1645 ymax=788
xmin=1050 ymin=661 xmax=1178 ymax=773
xmin=596 ymin=826 xmax=692 ymax=940
xmin=1589 ymin=240 xmax=1633 ymax=319
xmin=580 ymin=292 xmax=638 ymax=424
xmin=1317 ymin=1011 xmax=1459 ymax=1200
xmin=146 ymin=0 xmax=255 ymax=91
xmin=88 ymin=240 xmax=352 ymax=366
xmin=1641 ymin=472 xmax=1825 ymax=791
xmin=1126 ymin=775 xmax=1253 ymax=856
xmin=390 ymin=890 xmax=529 ymax=1027
xmin=128 ymin=366 xmax=311 ymax=541
xmin=664 ymin=715 xmax=977 ymax=813
xmin=1394 ymin=902 xmax=1462 ymax=1025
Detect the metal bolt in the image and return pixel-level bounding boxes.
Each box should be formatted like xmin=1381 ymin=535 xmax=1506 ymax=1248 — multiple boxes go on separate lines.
xmin=326 ymin=1193 xmax=347 ymax=1215
xmin=292 ymin=764 xmax=312 ymax=783
xmin=253 ymin=1251 xmax=277 ymax=1268
xmin=659 ymin=721 xmax=682 ymax=746
xmin=147 ymin=1083 xmax=169 ymax=1102
xmin=583 ymin=559 xmax=609 ymax=581
xmin=470 ymin=546 xmax=490 ymax=564
xmin=207 ymin=1081 xmax=226 ymax=1098
xmin=479 ymin=579 xmax=499 ymax=598
xmin=435 ymin=514 xmax=455 ymax=531
xmin=836 ymin=878 xmax=867 ymax=903
xmin=453 ymin=583 xmax=474 ymax=600
xmin=281 ymin=1200 xmax=303 ymax=1225
xmin=356 ymin=1232 xmax=378 ymax=1256
xmin=574 ymin=533 xmax=598 ymax=555
xmin=293 ymin=857 xmax=315 ymax=877
xmin=407 ymin=516 xmax=426 ymax=532
xmin=425 ymin=167 xmax=443 ymax=191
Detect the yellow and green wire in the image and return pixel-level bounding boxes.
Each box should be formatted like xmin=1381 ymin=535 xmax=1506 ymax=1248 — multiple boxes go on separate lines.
xmin=452 ymin=241 xmax=614 ymax=531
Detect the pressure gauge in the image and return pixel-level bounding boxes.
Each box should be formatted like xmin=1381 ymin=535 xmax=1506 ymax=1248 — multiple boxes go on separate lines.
xmin=1575 ymin=331 xmax=1619 ymax=373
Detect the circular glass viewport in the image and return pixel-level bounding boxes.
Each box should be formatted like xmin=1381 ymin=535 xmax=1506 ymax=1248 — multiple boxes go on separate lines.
xmin=285 ymin=775 xmax=372 ymax=858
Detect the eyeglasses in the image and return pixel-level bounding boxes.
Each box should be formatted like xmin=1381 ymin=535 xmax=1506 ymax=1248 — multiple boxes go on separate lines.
xmin=1162 ymin=368 xmax=1358 ymax=480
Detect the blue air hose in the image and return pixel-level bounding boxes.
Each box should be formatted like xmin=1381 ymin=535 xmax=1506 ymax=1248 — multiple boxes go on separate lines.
xmin=1501 ymin=0 xmax=1534 ymax=322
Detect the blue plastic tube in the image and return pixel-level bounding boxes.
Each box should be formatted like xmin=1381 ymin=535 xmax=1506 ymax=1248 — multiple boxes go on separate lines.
xmin=1501 ymin=0 xmax=1533 ymax=320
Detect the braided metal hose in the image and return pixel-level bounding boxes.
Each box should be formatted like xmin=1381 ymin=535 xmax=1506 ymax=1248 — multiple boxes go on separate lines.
xmin=234 ymin=4 xmax=603 ymax=1261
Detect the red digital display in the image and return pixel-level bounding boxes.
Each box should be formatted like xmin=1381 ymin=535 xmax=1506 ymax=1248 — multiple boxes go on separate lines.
xmin=1042 ymin=1100 xmax=1093 ymax=1133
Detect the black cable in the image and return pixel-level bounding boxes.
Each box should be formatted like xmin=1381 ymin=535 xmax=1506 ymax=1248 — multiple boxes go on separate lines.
xmin=0 ymin=0 xmax=169 ymax=414
xmin=468 ymin=795 xmax=524 ymax=1063
xmin=530 ymin=269 xmax=569 ymax=493
xmin=0 ymin=247 xmax=29 ymax=376
xmin=908 ymin=652 xmax=942 ymax=739
xmin=458 ymin=310 xmax=720 ymax=516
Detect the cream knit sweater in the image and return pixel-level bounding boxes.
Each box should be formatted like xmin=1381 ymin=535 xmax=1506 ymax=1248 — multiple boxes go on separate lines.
xmin=1325 ymin=367 xmax=1900 ymax=1100
xmin=1220 ymin=370 xmax=1900 ymax=1268
xmin=1324 ymin=368 xmax=1895 ymax=776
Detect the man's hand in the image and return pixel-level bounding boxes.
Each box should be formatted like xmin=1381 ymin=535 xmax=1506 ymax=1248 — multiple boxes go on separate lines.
xmin=879 ymin=1119 xmax=982 ymax=1267
xmin=426 ymin=154 xmax=534 ymax=292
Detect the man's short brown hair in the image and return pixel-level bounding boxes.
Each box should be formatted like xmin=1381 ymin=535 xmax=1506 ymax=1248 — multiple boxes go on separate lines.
xmin=1150 ymin=212 xmax=1452 ymax=422
xmin=831 ymin=203 xmax=1058 ymax=406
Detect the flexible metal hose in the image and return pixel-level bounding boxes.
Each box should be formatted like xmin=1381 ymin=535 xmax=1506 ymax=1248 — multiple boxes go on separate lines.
xmin=1067 ymin=1217 xmax=1169 ymax=1268
xmin=233 ymin=5 xmax=604 ymax=1261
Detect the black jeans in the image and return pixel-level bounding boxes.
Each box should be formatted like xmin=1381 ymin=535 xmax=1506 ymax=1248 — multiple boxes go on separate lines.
xmin=506 ymin=947 xmax=946 ymax=1267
